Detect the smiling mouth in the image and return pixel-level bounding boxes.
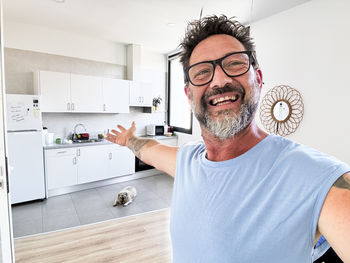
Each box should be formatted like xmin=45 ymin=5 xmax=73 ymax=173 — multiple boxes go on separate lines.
xmin=209 ymin=94 xmax=240 ymax=106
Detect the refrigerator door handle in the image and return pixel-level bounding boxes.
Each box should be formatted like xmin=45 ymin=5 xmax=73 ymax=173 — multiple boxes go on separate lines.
xmin=7 ymin=129 xmax=39 ymax=133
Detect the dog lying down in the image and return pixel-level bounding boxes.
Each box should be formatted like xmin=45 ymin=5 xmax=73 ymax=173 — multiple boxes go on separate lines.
xmin=113 ymin=186 xmax=137 ymax=207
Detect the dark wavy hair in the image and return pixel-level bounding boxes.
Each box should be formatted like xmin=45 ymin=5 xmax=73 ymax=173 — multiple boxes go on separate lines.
xmin=179 ymin=15 xmax=259 ymax=83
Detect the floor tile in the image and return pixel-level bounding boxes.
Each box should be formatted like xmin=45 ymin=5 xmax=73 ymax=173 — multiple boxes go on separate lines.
xmin=11 ymin=174 xmax=174 ymax=237
xmin=12 ymin=218 xmax=43 ymax=238
xmin=11 ymin=201 xmax=42 ymax=223
xmin=77 ymin=209 xmax=115 ymax=225
xmin=42 ymin=212 xmax=80 ymax=232
xmin=138 ymin=198 xmax=169 ymax=213
xmin=110 ymin=202 xmax=145 ymax=218
xmin=41 ymin=195 xmax=76 ymax=217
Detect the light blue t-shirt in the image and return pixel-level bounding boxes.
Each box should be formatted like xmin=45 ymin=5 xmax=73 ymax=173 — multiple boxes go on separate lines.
xmin=170 ymin=134 xmax=349 ymax=263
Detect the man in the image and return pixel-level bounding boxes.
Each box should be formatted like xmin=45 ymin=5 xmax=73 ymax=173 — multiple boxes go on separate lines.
xmin=106 ymin=15 xmax=350 ymax=263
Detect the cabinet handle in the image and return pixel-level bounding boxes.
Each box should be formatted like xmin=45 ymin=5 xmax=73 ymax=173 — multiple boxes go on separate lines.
xmin=77 ymin=149 xmax=80 ymax=156
xmin=103 ymin=104 xmax=106 ymax=111
xmin=71 ymin=103 xmax=75 ymax=111
xmin=109 ymin=152 xmax=112 ymax=160
xmin=67 ymin=103 xmax=70 ymax=111
xmin=73 ymin=157 xmax=77 ymax=165
xmin=57 ymin=151 xmax=67 ymax=154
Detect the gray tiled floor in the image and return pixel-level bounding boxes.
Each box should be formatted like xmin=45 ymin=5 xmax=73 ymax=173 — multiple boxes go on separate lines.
xmin=11 ymin=173 xmax=174 ymax=238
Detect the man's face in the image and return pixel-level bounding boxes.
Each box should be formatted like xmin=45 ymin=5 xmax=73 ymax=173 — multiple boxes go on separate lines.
xmin=184 ymin=34 xmax=263 ymax=140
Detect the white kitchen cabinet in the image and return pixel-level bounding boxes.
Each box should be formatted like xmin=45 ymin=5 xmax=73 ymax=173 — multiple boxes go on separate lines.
xmin=70 ymin=73 xmax=103 ymax=112
xmin=108 ymin=145 xmax=135 ymax=177
xmin=78 ymin=145 xmax=135 ymax=183
xmin=45 ymin=148 xmax=78 ymax=190
xmin=36 ymin=70 xmax=130 ymax=113
xmin=160 ymin=137 xmax=178 ymax=146
xmin=45 ymin=144 xmax=135 ymax=190
xmin=102 ymin=78 xmax=130 ymax=113
xmin=35 ymin=70 xmax=71 ymax=112
xmin=77 ymin=145 xmax=109 ymax=184
xmin=129 ymin=81 xmax=153 ymax=107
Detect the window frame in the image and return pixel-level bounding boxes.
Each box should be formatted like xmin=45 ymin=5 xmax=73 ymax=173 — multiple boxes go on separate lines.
xmin=167 ymin=51 xmax=193 ymax=134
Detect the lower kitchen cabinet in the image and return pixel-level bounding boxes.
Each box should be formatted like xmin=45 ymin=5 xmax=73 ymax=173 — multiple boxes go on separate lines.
xmin=45 ymin=148 xmax=78 ymax=190
xmin=45 ymin=144 xmax=136 ymax=190
xmin=109 ymin=146 xmax=135 ymax=177
xmin=77 ymin=145 xmax=110 ymax=184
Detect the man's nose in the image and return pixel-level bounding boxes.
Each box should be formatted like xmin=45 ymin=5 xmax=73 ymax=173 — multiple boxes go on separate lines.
xmin=209 ymin=64 xmax=233 ymax=88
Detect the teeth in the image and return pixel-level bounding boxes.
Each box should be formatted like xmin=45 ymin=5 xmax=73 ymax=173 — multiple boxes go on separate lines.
xmin=212 ymin=95 xmax=239 ymax=106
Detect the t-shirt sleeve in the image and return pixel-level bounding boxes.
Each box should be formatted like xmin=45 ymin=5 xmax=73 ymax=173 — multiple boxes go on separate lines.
xmin=311 ymin=162 xmax=350 ymax=261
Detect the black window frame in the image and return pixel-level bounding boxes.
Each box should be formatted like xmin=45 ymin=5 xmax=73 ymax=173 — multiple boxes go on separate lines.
xmin=167 ymin=51 xmax=192 ymax=134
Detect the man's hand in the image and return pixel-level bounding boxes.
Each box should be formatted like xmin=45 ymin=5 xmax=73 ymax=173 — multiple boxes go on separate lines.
xmin=105 ymin=121 xmax=178 ymax=177
xmin=106 ymin=121 xmax=136 ymax=146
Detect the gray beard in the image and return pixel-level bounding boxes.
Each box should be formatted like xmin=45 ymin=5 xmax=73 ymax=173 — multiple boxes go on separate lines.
xmin=191 ymin=83 xmax=260 ymax=140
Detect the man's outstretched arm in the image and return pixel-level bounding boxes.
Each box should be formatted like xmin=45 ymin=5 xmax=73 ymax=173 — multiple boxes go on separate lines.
xmin=317 ymin=172 xmax=350 ymax=262
xmin=106 ymin=122 xmax=178 ymax=177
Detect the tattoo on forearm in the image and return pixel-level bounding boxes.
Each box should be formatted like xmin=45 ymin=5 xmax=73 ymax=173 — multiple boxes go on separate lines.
xmin=127 ymin=137 xmax=157 ymax=159
xmin=333 ymin=173 xmax=350 ymax=191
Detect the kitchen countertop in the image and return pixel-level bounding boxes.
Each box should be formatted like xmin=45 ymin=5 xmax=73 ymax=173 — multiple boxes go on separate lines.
xmin=44 ymin=135 xmax=177 ymax=150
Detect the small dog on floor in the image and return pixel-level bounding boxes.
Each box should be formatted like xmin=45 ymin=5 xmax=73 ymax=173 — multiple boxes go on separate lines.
xmin=113 ymin=186 xmax=137 ymax=207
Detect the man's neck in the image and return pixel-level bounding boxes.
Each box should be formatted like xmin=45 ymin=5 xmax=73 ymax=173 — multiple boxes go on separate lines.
xmin=201 ymin=121 xmax=268 ymax=162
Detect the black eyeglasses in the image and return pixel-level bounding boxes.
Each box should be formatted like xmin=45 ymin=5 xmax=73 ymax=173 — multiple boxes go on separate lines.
xmin=185 ymin=51 xmax=252 ymax=86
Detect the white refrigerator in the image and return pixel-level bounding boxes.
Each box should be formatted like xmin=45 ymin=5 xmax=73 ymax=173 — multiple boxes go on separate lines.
xmin=6 ymin=94 xmax=46 ymax=204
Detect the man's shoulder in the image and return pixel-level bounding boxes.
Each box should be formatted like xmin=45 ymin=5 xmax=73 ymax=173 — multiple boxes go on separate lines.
xmin=269 ymin=135 xmax=346 ymax=172
xmin=178 ymin=140 xmax=205 ymax=158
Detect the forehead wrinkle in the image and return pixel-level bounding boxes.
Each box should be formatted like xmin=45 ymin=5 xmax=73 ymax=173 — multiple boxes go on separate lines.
xmin=189 ymin=34 xmax=246 ymax=65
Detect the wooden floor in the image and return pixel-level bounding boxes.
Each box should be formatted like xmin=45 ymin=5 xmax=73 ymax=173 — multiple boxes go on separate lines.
xmin=14 ymin=208 xmax=172 ymax=263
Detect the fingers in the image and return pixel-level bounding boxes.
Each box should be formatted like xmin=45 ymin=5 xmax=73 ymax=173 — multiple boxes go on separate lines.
xmin=117 ymin=125 xmax=126 ymax=132
xmin=110 ymin=129 xmax=121 ymax=135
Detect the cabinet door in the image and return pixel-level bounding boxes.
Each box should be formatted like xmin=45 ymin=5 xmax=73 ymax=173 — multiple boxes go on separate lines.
xmin=70 ymin=74 xmax=103 ymax=112
xmin=129 ymin=81 xmax=152 ymax=106
xmin=109 ymin=146 xmax=135 ymax=178
xmin=102 ymin=78 xmax=130 ymax=113
xmin=77 ymin=146 xmax=109 ymax=184
xmin=45 ymin=149 xmax=78 ymax=190
xmin=129 ymin=81 xmax=141 ymax=106
xmin=38 ymin=71 xmax=71 ymax=112
xmin=140 ymin=82 xmax=153 ymax=106
xmin=160 ymin=137 xmax=178 ymax=146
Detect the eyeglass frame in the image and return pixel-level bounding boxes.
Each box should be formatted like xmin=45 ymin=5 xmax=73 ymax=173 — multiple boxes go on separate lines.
xmin=184 ymin=50 xmax=253 ymax=87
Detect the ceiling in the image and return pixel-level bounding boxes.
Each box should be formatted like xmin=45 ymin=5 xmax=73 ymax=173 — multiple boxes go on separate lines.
xmin=3 ymin=0 xmax=310 ymax=54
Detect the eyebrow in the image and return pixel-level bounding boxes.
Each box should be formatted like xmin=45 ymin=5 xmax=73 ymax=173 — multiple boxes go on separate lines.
xmin=190 ymin=50 xmax=247 ymax=65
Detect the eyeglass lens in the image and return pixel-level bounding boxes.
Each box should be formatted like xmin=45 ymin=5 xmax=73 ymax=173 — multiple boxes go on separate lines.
xmin=188 ymin=52 xmax=250 ymax=86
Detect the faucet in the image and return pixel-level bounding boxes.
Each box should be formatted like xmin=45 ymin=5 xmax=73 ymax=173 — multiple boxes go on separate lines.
xmin=73 ymin=123 xmax=86 ymax=141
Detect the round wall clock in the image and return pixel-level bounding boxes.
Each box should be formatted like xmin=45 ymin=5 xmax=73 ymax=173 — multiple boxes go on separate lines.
xmin=259 ymin=85 xmax=304 ymax=137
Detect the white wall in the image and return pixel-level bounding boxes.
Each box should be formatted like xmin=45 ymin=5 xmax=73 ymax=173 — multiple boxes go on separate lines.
xmin=252 ymin=0 xmax=350 ymax=164
xmin=4 ymin=20 xmax=126 ymax=65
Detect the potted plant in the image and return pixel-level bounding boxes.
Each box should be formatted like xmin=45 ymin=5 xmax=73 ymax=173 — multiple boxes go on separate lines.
xmin=152 ymin=96 xmax=162 ymax=111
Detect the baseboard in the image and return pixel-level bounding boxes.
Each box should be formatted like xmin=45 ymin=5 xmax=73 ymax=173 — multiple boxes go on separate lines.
xmin=48 ymin=169 xmax=163 ymax=197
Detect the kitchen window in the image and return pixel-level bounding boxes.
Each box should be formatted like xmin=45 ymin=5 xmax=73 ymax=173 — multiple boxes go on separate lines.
xmin=167 ymin=52 xmax=192 ymax=134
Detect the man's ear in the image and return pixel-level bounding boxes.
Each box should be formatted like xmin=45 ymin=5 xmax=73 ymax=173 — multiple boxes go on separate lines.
xmin=255 ymin=69 xmax=263 ymax=90
xmin=184 ymin=85 xmax=192 ymax=102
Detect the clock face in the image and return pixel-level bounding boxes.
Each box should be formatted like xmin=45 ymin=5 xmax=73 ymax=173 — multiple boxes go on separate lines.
xmin=272 ymin=100 xmax=291 ymax=122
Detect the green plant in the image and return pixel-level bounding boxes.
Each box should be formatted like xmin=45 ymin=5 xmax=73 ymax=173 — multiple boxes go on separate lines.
xmin=152 ymin=96 xmax=162 ymax=107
